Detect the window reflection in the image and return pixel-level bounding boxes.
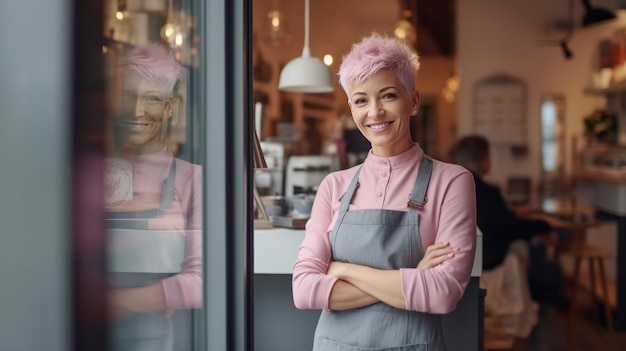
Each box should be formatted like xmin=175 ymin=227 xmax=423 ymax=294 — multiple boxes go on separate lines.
xmin=103 ymin=1 xmax=203 ymax=350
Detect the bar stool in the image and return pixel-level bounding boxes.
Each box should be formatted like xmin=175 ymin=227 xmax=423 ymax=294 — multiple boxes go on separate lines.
xmin=567 ymin=241 xmax=614 ymax=335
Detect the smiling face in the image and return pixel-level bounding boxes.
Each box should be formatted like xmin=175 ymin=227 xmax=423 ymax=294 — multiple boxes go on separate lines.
xmin=117 ymin=72 xmax=173 ymax=154
xmin=348 ymin=69 xmax=419 ymax=157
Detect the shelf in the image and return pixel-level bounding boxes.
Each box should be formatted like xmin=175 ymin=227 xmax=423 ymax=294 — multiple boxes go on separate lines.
xmin=576 ymin=170 xmax=626 ymax=184
xmin=584 ymin=81 xmax=626 ymax=95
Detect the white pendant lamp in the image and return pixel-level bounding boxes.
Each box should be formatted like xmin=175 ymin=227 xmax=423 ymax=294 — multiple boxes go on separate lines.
xmin=278 ymin=0 xmax=333 ymax=93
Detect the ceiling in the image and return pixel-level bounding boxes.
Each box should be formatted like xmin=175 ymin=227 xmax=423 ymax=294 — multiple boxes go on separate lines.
xmin=254 ymin=0 xmax=456 ymax=57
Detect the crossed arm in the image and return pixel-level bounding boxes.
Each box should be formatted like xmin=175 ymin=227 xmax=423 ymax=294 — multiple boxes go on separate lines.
xmin=108 ymin=229 xmax=203 ymax=321
xmin=292 ymin=168 xmax=476 ymax=314
xmin=326 ymin=242 xmax=459 ymax=310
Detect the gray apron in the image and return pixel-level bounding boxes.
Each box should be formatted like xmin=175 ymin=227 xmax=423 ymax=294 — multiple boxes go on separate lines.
xmin=107 ymin=159 xmax=179 ymax=351
xmin=312 ymin=156 xmax=446 ymax=351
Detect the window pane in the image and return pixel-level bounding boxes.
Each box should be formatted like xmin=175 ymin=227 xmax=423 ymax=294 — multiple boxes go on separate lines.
xmin=102 ymin=1 xmax=203 ymax=349
xmin=539 ymin=95 xmax=566 ymax=196
xmin=541 ymin=100 xmax=557 ymax=173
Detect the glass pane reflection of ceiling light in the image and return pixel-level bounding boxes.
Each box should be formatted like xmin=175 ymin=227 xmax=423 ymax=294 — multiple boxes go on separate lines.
xmin=263 ymin=9 xmax=291 ymax=47
xmin=161 ymin=22 xmax=178 ymax=43
xmin=160 ymin=0 xmax=176 ymax=43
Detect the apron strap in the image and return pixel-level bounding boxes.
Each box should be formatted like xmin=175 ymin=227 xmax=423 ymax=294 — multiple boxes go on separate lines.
xmin=407 ymin=156 xmax=433 ymax=211
xmin=339 ymin=155 xmax=434 ymax=213
xmin=161 ymin=158 xmax=177 ymax=209
xmin=337 ymin=165 xmax=363 ymax=213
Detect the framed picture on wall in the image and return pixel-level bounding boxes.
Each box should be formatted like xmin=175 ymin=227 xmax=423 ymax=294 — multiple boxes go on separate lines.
xmin=472 ymin=74 xmax=527 ymax=148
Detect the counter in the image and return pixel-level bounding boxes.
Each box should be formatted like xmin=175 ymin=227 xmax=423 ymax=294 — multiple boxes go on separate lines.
xmin=254 ymin=228 xmax=484 ymax=351
xmin=576 ymin=171 xmax=626 ymax=216
xmin=254 ymin=227 xmax=483 ymax=276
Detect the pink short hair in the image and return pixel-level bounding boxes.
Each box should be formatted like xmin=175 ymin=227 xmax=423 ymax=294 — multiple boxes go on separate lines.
xmin=338 ymin=33 xmax=420 ymax=100
xmin=120 ymin=43 xmax=182 ymax=94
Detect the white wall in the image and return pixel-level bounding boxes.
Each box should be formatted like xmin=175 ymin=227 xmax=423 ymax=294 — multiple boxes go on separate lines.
xmin=457 ymin=0 xmax=626 ymax=188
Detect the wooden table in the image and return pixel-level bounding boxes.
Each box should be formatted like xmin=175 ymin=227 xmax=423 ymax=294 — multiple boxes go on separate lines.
xmin=532 ymin=198 xmax=601 ymax=258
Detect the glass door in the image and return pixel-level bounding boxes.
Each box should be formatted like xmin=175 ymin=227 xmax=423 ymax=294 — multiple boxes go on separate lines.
xmin=77 ymin=0 xmax=253 ymax=350
xmin=1 ymin=0 xmax=252 ymax=349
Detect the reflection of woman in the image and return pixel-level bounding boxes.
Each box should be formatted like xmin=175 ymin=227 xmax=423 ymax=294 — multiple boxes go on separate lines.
xmin=105 ymin=43 xmax=202 ymax=350
xmin=292 ymin=33 xmax=476 ymax=350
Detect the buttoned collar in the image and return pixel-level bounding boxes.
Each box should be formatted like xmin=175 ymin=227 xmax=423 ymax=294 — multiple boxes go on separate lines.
xmin=363 ymin=143 xmax=424 ymax=171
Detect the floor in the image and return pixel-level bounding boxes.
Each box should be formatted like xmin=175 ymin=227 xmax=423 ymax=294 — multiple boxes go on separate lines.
xmin=490 ymin=293 xmax=626 ymax=351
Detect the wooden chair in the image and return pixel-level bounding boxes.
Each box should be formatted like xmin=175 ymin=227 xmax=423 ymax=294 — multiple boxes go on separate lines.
xmin=540 ymin=223 xmax=615 ymax=335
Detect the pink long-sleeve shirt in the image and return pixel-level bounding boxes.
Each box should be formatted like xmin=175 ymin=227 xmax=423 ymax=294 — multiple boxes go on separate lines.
xmin=106 ymin=149 xmax=203 ymax=310
xmin=292 ymin=144 xmax=476 ymax=314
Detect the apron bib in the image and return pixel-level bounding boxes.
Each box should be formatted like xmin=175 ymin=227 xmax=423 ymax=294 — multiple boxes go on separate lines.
xmin=106 ymin=159 xmax=183 ymax=351
xmin=313 ymin=156 xmax=447 ymax=351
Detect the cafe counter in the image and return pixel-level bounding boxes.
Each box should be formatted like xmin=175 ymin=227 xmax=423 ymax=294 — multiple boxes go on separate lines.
xmin=254 ymin=228 xmax=484 ymax=351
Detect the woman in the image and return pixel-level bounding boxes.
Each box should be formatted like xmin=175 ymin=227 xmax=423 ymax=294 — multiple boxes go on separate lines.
xmin=292 ymin=33 xmax=477 ymax=350
xmin=105 ymin=43 xmax=202 ymax=350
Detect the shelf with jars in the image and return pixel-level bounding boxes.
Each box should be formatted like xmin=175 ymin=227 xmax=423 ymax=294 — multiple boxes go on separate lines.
xmin=575 ymin=108 xmax=626 ymax=185
xmin=580 ymin=69 xmax=626 ymax=183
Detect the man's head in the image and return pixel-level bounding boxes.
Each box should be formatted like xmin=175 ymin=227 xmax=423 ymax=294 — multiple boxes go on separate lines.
xmin=450 ymin=135 xmax=491 ymax=177
xmin=338 ymin=32 xmax=420 ymax=101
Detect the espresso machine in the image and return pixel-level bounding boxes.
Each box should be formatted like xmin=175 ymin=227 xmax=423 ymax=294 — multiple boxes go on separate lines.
xmin=284 ymin=155 xmax=340 ymax=197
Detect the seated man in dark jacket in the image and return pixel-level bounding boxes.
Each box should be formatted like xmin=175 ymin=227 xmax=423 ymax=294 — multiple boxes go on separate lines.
xmin=449 ymin=135 xmax=568 ymax=306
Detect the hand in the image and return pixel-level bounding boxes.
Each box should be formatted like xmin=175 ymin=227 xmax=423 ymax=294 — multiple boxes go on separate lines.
xmin=417 ymin=242 xmax=459 ymax=269
xmin=108 ymin=289 xmax=135 ymax=322
xmin=511 ymin=204 xmax=533 ymax=217
xmin=108 ymin=285 xmax=170 ymax=322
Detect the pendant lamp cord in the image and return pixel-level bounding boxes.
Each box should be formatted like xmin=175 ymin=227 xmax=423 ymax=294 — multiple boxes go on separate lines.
xmin=302 ymin=0 xmax=311 ymax=57
xmin=167 ymin=0 xmax=173 ymax=23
